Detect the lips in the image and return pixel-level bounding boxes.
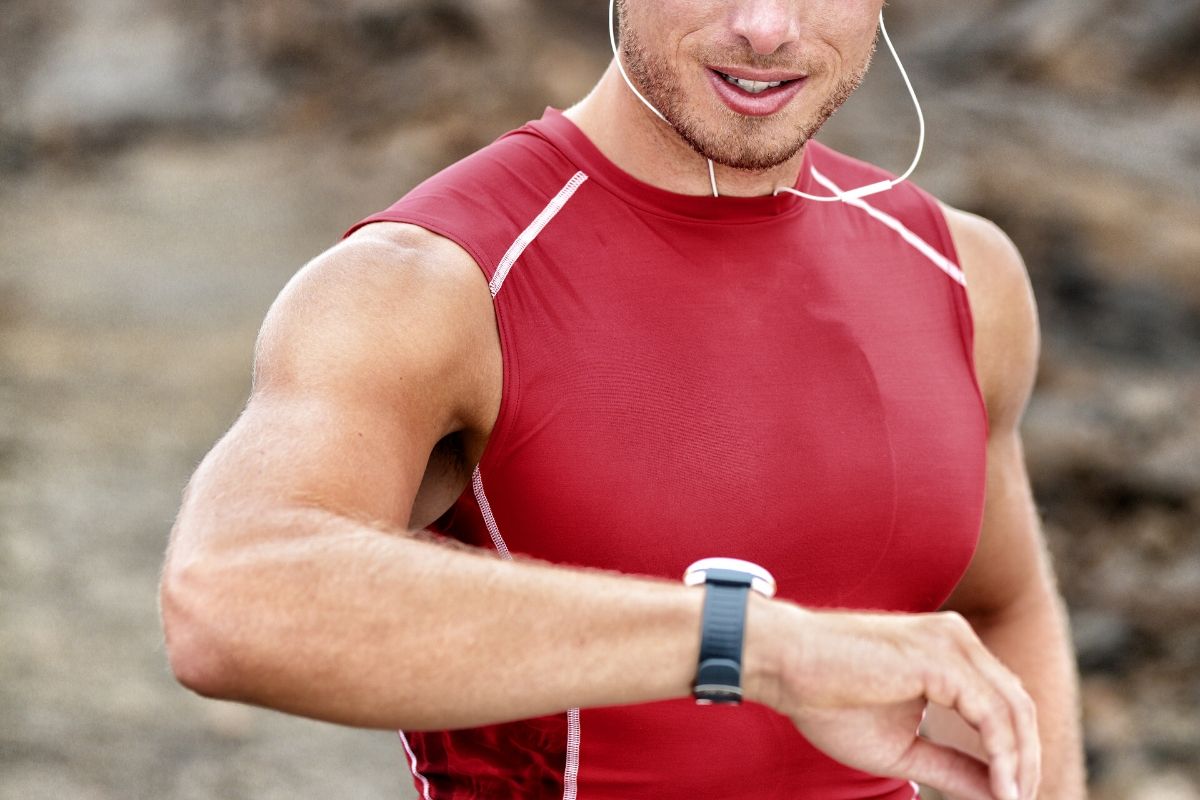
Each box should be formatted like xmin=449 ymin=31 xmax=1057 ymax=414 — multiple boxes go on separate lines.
xmin=705 ymin=67 xmax=808 ymax=117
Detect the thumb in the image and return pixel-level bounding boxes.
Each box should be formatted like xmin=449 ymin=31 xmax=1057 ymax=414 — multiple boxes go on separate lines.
xmin=892 ymin=737 xmax=997 ymax=800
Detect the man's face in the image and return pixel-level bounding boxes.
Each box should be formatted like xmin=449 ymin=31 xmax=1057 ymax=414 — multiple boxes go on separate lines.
xmin=618 ymin=0 xmax=883 ymax=171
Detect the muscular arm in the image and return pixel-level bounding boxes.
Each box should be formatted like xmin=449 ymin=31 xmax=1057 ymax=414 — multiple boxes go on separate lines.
xmin=928 ymin=207 xmax=1088 ymax=798
xmin=161 ymin=221 xmax=1039 ymax=800
xmin=159 ymin=222 xmax=733 ymax=729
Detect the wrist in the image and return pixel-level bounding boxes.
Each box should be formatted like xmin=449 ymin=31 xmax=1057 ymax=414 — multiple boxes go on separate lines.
xmin=741 ymin=593 xmax=789 ymax=708
xmin=684 ymin=558 xmax=777 ymax=704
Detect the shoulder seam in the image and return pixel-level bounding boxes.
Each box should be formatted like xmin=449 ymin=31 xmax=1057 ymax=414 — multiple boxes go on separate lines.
xmin=489 ymin=171 xmax=589 ymax=297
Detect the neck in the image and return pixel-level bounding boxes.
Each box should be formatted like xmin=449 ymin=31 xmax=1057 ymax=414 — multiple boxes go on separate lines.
xmin=563 ymin=61 xmax=807 ymax=199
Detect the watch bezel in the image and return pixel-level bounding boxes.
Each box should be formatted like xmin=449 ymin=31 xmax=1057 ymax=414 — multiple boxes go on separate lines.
xmin=683 ymin=557 xmax=777 ymax=598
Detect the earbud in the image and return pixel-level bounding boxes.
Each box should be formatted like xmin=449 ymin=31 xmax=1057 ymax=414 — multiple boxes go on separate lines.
xmin=607 ymin=0 xmax=924 ymax=201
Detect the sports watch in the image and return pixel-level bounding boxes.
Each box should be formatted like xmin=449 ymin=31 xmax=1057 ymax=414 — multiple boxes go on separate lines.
xmin=682 ymin=557 xmax=777 ymax=705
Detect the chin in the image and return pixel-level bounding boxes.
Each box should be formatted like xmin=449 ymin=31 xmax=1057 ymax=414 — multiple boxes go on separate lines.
xmin=705 ymin=146 xmax=807 ymax=172
xmin=684 ymin=113 xmax=812 ymax=171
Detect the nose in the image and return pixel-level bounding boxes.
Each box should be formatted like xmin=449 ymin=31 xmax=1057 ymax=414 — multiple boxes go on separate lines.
xmin=728 ymin=1 xmax=802 ymax=56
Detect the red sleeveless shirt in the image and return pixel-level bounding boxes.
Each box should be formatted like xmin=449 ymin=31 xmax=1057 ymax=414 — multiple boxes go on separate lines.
xmin=347 ymin=107 xmax=988 ymax=800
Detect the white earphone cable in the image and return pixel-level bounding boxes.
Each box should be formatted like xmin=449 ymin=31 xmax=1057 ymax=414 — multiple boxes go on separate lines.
xmin=772 ymin=11 xmax=924 ymax=202
xmin=609 ymin=1 xmax=923 ymax=201
xmin=609 ymin=0 xmax=669 ymax=125
xmin=707 ymin=158 xmax=720 ymax=197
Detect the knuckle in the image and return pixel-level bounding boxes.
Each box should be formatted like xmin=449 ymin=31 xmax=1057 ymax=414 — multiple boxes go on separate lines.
xmin=961 ymin=687 xmax=1000 ymax=725
xmin=969 ymin=694 xmax=1012 ymax=733
xmin=976 ymin=716 xmax=1008 ymax=752
xmin=920 ymin=663 xmax=954 ymax=705
xmin=985 ymin=693 xmax=1012 ymax=724
xmin=935 ymin=610 xmax=974 ymax=640
xmin=1017 ymin=692 xmax=1038 ymax=722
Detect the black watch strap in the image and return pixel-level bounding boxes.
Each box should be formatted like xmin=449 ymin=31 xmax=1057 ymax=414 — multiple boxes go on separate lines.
xmin=693 ymin=568 xmax=754 ymax=704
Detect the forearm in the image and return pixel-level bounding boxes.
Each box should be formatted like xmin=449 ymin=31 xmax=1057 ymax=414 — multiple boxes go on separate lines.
xmin=976 ymin=590 xmax=1086 ymax=798
xmin=163 ymin=501 xmax=1052 ymax=799
xmin=161 ymin=506 xmax=779 ymax=731
xmin=925 ymin=588 xmax=1087 ymax=799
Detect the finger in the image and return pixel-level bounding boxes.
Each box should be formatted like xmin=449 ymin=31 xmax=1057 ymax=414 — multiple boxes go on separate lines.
xmin=961 ymin=642 xmax=1041 ymax=800
xmin=924 ymin=655 xmax=1020 ymax=800
xmin=893 ymin=736 xmax=994 ymax=800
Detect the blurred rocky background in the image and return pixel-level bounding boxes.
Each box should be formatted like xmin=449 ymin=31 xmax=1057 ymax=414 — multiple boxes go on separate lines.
xmin=1 ymin=0 xmax=1196 ymax=797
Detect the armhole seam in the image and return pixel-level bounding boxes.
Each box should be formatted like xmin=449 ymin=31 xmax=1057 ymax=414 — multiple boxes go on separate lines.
xmin=931 ymin=204 xmax=991 ymax=440
xmin=343 ymin=214 xmax=520 ymax=472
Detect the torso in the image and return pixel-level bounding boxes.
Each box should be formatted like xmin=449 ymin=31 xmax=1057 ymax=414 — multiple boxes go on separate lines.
xmin=409 ymin=206 xmax=996 ymax=533
xmin=347 ymin=107 xmax=988 ymax=799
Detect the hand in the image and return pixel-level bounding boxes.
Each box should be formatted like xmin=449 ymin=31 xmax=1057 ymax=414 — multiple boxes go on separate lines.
xmin=749 ymin=603 xmax=1040 ymax=800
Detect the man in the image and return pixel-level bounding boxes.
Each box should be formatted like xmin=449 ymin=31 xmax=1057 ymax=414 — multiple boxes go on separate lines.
xmin=160 ymin=1 xmax=1087 ymax=798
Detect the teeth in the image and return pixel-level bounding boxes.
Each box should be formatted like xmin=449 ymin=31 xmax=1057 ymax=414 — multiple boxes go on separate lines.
xmin=720 ymin=72 xmax=785 ymax=94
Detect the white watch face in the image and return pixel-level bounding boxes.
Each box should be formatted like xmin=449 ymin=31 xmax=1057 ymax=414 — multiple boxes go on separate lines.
xmin=683 ymin=557 xmax=777 ymax=598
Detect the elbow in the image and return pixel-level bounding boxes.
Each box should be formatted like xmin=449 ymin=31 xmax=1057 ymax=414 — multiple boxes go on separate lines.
xmin=159 ymin=555 xmax=241 ymax=700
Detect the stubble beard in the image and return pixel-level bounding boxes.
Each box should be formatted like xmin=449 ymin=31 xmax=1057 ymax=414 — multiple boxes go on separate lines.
xmin=619 ymin=18 xmax=874 ymax=172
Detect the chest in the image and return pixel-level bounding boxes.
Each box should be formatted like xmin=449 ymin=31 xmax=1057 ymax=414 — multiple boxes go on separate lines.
xmin=443 ymin=212 xmax=988 ymax=612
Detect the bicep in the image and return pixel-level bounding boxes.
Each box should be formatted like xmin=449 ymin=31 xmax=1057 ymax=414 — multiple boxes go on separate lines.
xmin=938 ymin=206 xmax=1053 ymax=619
xmin=174 ymin=224 xmax=497 ymax=554
xmin=186 ymin=388 xmax=433 ymax=542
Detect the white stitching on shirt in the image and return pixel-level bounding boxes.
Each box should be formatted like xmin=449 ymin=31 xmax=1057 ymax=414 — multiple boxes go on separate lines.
xmin=490 ymin=171 xmax=588 ymax=297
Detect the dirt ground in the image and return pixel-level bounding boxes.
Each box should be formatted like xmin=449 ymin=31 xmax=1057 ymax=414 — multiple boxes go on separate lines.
xmin=0 ymin=133 xmax=433 ymax=799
